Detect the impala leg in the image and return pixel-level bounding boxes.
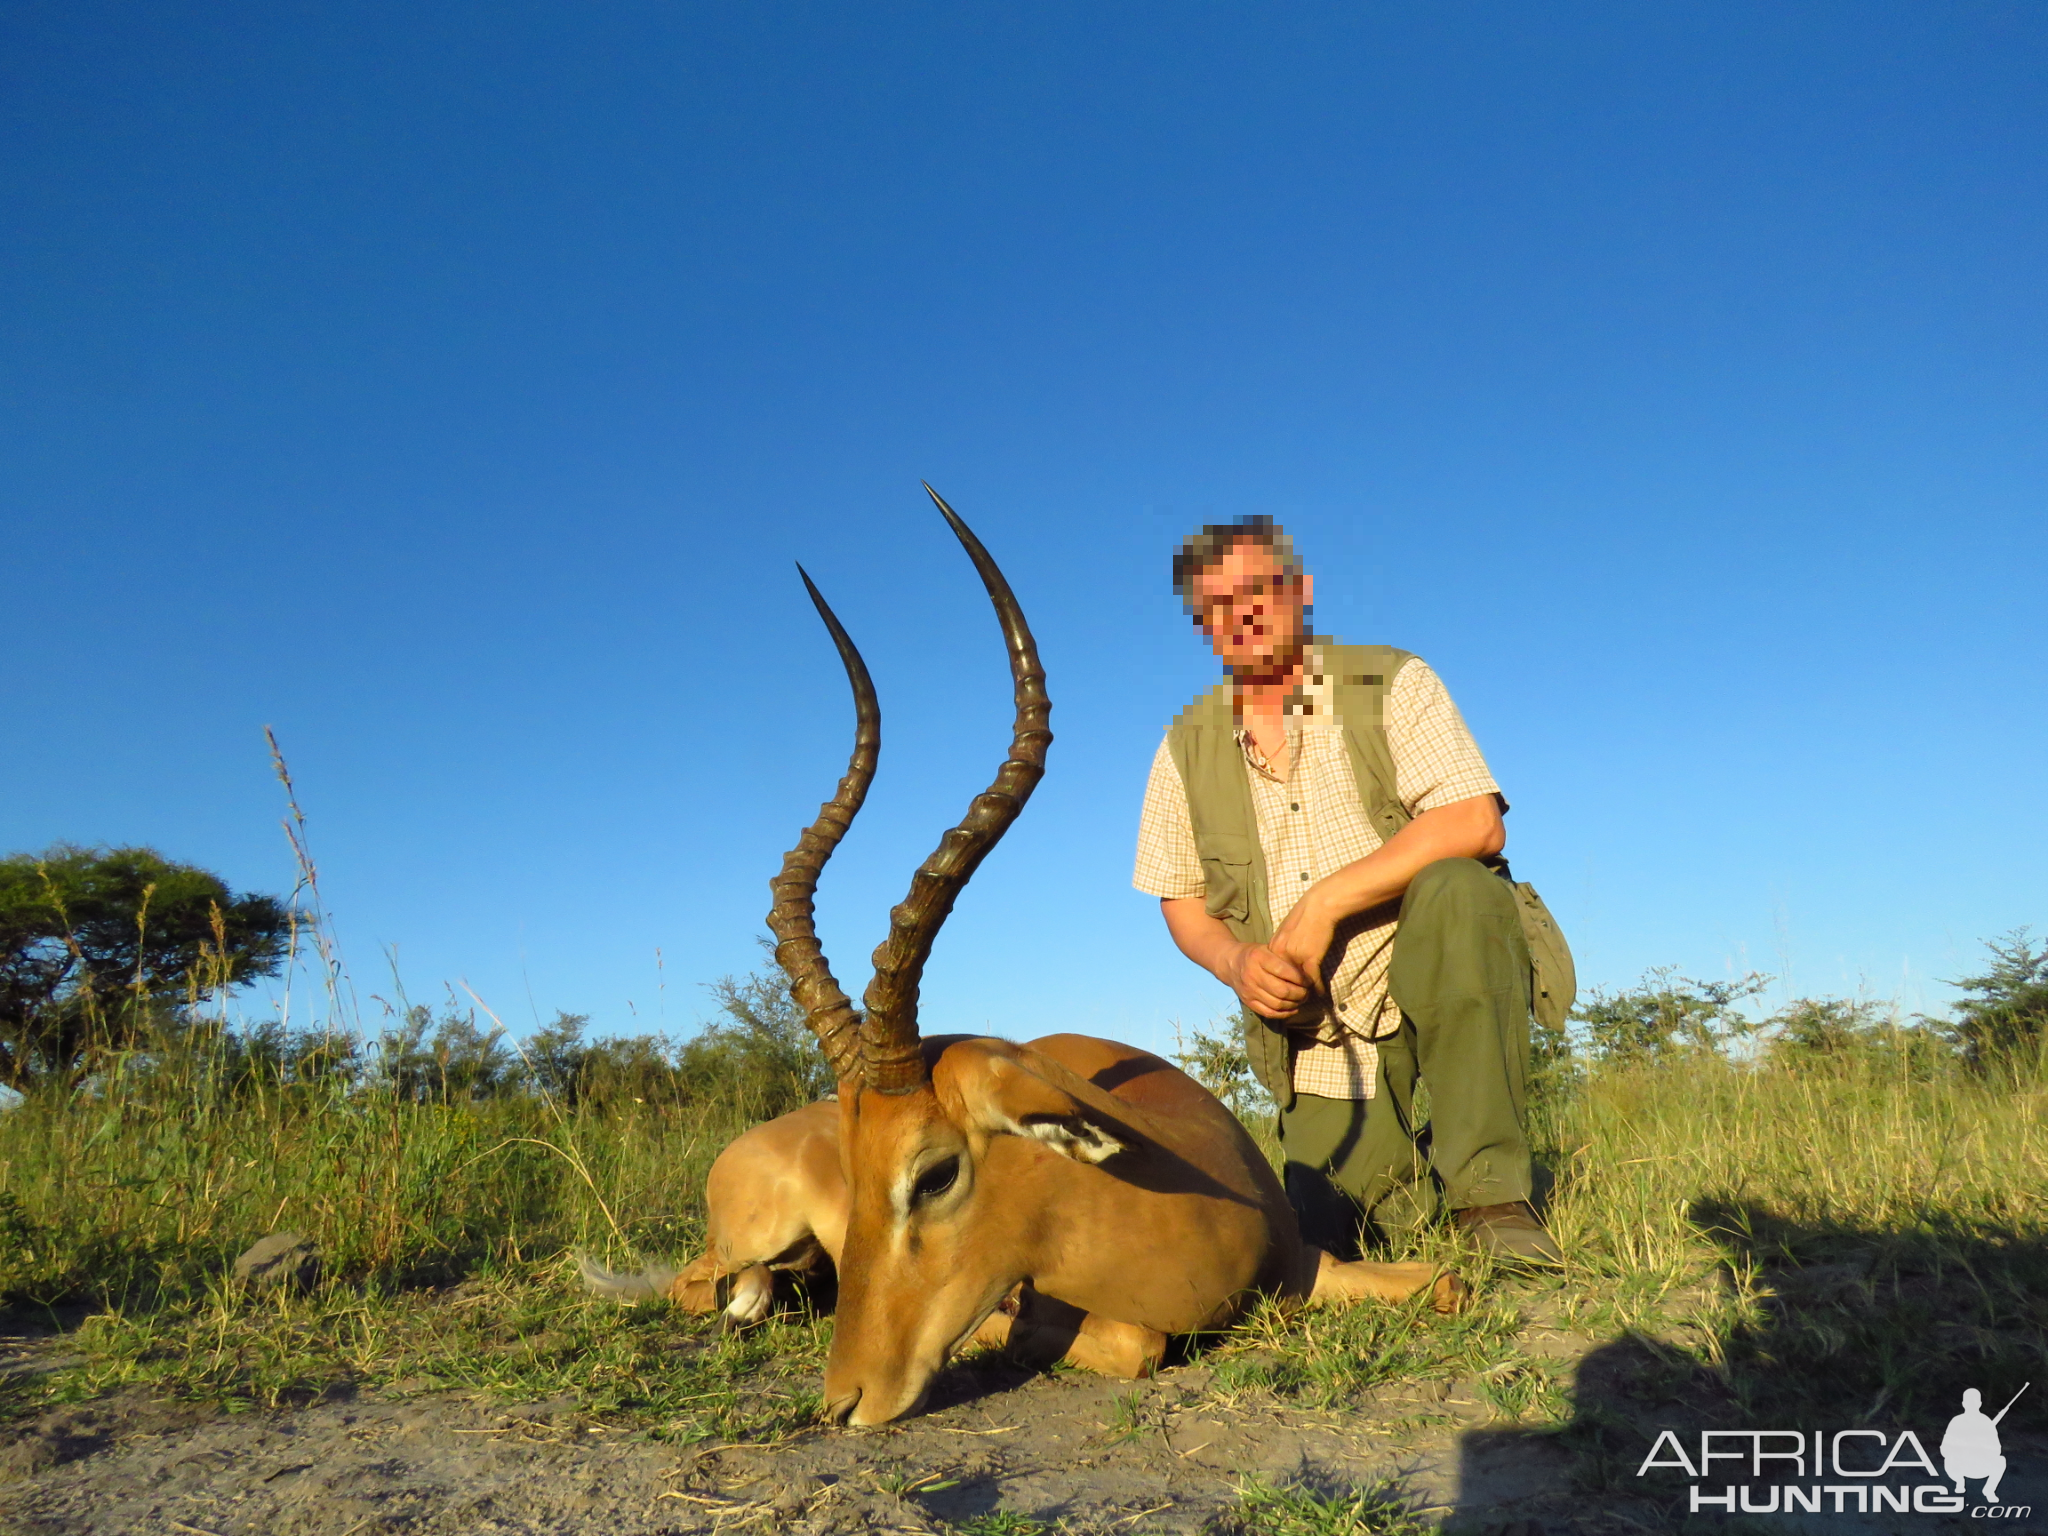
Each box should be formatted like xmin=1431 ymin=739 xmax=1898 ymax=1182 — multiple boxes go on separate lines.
xmin=667 ymin=1255 xmax=779 ymax=1326
xmin=721 ymin=1264 xmax=777 ymax=1327
xmin=1067 ymin=1312 xmax=1169 ymax=1378
xmin=986 ymin=1288 xmax=1168 ymax=1379
xmin=1307 ymin=1248 xmax=1468 ymax=1315
xmin=668 ymin=1252 xmax=725 ymax=1314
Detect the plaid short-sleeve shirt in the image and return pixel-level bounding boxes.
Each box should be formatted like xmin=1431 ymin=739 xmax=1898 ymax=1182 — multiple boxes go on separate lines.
xmin=1134 ymin=650 xmax=1502 ymax=1100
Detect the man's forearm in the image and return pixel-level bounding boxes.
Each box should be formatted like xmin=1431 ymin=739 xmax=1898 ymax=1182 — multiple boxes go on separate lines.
xmin=1160 ymin=794 xmax=1502 ymax=1014
xmin=1160 ymin=896 xmax=1244 ymax=985
xmin=1298 ymin=793 xmax=1505 ymax=928
xmin=1161 ymin=896 xmax=1313 ymax=1017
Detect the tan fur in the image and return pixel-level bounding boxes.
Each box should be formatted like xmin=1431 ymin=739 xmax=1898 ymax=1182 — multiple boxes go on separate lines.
xmin=663 ymin=1098 xmax=844 ymax=1325
xmin=1306 ymin=1246 xmax=1468 ymax=1313
xmin=984 ymin=1290 xmax=1170 ymax=1379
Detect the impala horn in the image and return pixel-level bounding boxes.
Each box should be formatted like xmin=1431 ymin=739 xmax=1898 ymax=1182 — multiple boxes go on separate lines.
xmin=765 ymin=564 xmax=879 ymax=1086
xmin=860 ymin=485 xmax=1052 ymax=1094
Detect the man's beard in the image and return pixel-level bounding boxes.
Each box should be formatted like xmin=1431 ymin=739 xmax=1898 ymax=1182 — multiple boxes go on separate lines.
xmin=1223 ymin=624 xmax=1308 ymax=684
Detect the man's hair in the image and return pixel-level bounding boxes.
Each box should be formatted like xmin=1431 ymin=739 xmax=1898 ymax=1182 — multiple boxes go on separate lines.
xmin=1170 ymin=515 xmax=1302 ymax=601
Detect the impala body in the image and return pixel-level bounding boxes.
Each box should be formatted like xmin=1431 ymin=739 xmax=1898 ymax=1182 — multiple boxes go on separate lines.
xmin=588 ymin=489 xmax=1458 ymax=1427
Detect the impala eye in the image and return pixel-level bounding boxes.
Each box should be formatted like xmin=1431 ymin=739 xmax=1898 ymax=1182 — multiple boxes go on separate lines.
xmin=911 ymin=1155 xmax=960 ymax=1203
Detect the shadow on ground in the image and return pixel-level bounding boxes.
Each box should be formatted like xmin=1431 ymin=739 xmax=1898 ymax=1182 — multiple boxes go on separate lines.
xmin=1450 ymin=1202 xmax=2048 ymax=1533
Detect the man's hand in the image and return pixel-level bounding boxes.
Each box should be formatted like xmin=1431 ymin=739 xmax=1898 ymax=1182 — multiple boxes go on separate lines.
xmin=1224 ymin=941 xmax=1314 ymax=1019
xmin=1161 ymin=898 xmax=1316 ymax=1020
xmin=1269 ymin=891 xmax=1337 ymax=991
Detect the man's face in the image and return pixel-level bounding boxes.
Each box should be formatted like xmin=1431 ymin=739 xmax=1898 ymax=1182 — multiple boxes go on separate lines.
xmin=1188 ymin=538 xmax=1313 ymax=676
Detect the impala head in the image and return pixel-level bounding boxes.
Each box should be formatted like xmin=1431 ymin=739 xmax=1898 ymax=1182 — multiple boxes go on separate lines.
xmin=824 ymin=1035 xmax=1128 ymax=1423
xmin=767 ymin=485 xmax=1104 ymax=1426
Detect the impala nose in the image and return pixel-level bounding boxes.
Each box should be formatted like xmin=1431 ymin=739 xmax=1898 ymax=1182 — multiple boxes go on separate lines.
xmin=823 ymin=1387 xmax=861 ymax=1426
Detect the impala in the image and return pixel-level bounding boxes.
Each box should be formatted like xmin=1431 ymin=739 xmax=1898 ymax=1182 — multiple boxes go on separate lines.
xmin=585 ymin=487 xmax=1462 ymax=1427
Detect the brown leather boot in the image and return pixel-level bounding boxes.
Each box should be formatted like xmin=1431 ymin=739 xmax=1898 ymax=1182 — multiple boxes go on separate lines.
xmin=1454 ymin=1201 xmax=1562 ymax=1265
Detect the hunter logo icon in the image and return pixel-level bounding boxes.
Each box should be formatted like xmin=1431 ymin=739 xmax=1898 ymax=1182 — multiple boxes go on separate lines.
xmin=1944 ymin=1384 xmax=2027 ymax=1505
xmin=1635 ymin=1380 xmax=2033 ymax=1518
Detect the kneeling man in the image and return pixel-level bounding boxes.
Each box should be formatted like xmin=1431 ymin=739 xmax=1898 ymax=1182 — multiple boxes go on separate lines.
xmin=1134 ymin=516 xmax=1556 ymax=1263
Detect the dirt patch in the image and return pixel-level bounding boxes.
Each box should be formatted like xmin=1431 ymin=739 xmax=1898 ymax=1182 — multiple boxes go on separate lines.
xmin=0 ymin=1346 xmax=1583 ymax=1536
xmin=0 ymin=1394 xmax=221 ymax=1484
xmin=707 ymin=1362 xmax=1583 ymax=1534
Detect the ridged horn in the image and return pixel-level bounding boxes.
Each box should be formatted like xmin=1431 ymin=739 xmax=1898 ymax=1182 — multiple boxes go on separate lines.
xmin=765 ymin=564 xmax=878 ymax=1086
xmin=860 ymin=485 xmax=1052 ymax=1093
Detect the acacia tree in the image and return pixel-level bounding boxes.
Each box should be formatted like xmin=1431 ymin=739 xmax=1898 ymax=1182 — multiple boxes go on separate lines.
xmin=1569 ymin=968 xmax=1770 ymax=1060
xmin=1943 ymin=929 xmax=2048 ymax=1073
xmin=0 ymin=844 xmax=291 ymax=1093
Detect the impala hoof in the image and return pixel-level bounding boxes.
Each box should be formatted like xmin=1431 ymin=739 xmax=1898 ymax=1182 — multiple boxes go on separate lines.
xmin=718 ymin=1264 xmax=775 ymax=1329
xmin=673 ymin=1275 xmax=719 ymax=1314
xmin=1429 ymin=1270 xmax=1470 ymax=1315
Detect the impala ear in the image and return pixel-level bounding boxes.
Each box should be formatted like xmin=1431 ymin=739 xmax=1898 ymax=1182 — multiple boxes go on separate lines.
xmin=934 ymin=1041 xmax=1128 ymax=1164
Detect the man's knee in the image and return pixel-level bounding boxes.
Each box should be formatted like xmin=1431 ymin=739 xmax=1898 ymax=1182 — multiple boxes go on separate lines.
xmin=1392 ymin=858 xmax=1528 ymax=1017
xmin=1397 ymin=859 xmax=1520 ymax=965
xmin=1404 ymin=857 xmax=1509 ymax=918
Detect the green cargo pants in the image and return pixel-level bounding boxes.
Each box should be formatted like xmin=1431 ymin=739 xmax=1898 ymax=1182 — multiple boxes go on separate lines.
xmin=1274 ymin=856 xmax=1533 ymax=1255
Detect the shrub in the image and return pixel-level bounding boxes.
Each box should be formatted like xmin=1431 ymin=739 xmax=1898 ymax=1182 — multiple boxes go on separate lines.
xmin=677 ymin=966 xmax=837 ymax=1116
xmin=515 ymin=963 xmax=832 ymax=1119
xmin=1760 ymin=996 xmax=1954 ymax=1076
xmin=1568 ymin=968 xmax=1769 ymax=1060
xmin=373 ymin=1003 xmax=522 ymax=1102
xmin=1939 ymin=928 xmax=2048 ymax=1075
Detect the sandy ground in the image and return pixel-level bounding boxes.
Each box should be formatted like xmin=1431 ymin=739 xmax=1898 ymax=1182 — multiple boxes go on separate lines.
xmin=0 ymin=1366 xmax=1566 ymax=1536
xmin=1 ymin=1331 xmax=2039 ymax=1534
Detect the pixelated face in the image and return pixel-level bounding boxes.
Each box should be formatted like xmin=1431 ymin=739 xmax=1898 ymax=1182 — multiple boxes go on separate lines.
xmin=1187 ymin=536 xmax=1313 ymax=674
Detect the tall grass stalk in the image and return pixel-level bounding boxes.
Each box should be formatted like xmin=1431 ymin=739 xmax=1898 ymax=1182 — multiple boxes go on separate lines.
xmin=1542 ymin=1048 xmax=2047 ymax=1274
xmin=0 ymin=1049 xmax=749 ymax=1310
xmin=1529 ymin=1046 xmax=2047 ymax=1424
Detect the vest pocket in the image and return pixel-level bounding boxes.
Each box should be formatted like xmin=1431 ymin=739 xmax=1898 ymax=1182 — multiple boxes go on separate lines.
xmin=1196 ymin=832 xmax=1256 ymax=928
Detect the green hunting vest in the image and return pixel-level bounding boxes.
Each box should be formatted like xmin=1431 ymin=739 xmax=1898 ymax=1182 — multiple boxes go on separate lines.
xmin=1164 ymin=643 xmax=1576 ymax=1104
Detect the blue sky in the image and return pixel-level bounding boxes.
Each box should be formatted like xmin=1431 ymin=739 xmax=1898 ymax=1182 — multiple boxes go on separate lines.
xmin=4 ymin=2 xmax=2042 ymax=1054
